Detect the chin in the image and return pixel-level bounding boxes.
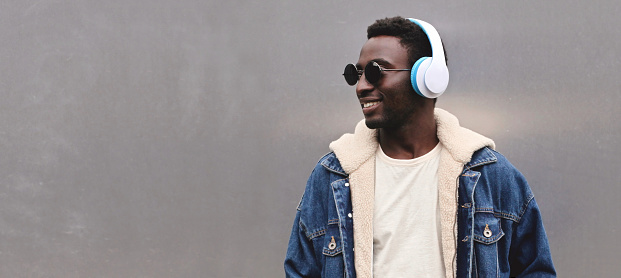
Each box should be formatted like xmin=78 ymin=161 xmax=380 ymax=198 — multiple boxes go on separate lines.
xmin=364 ymin=118 xmax=383 ymax=129
xmin=364 ymin=114 xmax=407 ymax=130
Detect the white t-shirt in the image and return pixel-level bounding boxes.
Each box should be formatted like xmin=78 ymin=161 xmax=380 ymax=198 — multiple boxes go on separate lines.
xmin=373 ymin=143 xmax=445 ymax=277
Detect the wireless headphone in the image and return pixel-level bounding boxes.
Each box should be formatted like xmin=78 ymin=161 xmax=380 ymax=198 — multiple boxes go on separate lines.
xmin=407 ymin=18 xmax=449 ymax=98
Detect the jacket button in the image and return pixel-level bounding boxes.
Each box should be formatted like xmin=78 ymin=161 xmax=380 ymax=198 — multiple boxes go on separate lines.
xmin=483 ymin=224 xmax=492 ymax=238
xmin=345 ymin=183 xmax=349 ymax=187
xmin=348 ymin=213 xmax=353 ymax=218
xmin=328 ymin=236 xmax=337 ymax=250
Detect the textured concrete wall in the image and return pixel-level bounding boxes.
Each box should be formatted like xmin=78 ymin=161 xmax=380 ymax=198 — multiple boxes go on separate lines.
xmin=1 ymin=1 xmax=619 ymax=276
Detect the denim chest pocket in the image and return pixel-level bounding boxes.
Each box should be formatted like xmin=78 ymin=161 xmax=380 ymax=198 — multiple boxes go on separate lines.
xmin=473 ymin=212 xmax=504 ymax=244
xmin=471 ymin=212 xmax=505 ymax=276
xmin=322 ymin=219 xmax=343 ymax=256
xmin=320 ymin=219 xmax=345 ymax=277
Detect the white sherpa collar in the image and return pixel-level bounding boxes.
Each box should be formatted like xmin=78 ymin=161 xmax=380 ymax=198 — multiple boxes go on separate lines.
xmin=329 ymin=108 xmax=495 ymax=174
xmin=328 ymin=118 xmax=379 ymax=174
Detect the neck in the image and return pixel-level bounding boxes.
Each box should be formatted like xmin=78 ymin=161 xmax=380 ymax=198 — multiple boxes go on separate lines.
xmin=378 ymin=109 xmax=439 ymax=159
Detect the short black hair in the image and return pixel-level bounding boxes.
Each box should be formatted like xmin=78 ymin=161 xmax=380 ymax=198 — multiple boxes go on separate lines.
xmin=367 ymin=16 xmax=446 ymax=66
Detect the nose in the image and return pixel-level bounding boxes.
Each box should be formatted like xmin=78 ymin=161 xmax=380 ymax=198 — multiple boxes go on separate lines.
xmin=355 ymin=73 xmax=374 ymax=96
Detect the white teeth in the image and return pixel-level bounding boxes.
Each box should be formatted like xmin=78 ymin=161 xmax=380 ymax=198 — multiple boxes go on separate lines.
xmin=363 ymin=101 xmax=380 ymax=108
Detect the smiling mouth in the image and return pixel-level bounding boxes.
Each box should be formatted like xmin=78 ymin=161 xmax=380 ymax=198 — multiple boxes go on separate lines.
xmin=362 ymin=101 xmax=380 ymax=108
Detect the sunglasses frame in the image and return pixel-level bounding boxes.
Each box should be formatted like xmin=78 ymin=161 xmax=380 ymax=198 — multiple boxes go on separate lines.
xmin=343 ymin=61 xmax=411 ymax=86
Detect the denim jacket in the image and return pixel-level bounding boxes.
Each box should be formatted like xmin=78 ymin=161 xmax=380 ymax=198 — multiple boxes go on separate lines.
xmin=285 ymin=109 xmax=555 ymax=277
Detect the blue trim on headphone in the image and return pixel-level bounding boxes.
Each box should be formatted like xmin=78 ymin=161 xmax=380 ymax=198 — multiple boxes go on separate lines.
xmin=411 ymin=57 xmax=427 ymax=97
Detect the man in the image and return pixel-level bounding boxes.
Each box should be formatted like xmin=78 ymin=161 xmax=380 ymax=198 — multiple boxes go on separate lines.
xmin=285 ymin=16 xmax=555 ymax=277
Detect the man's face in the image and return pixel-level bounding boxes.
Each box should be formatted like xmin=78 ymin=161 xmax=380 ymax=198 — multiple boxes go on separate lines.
xmin=356 ymin=36 xmax=423 ymax=129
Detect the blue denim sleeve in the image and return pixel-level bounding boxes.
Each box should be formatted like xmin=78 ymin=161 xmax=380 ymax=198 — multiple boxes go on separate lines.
xmin=509 ymin=197 xmax=556 ymax=277
xmin=284 ymin=165 xmax=325 ymax=277
xmin=284 ymin=206 xmax=321 ymax=277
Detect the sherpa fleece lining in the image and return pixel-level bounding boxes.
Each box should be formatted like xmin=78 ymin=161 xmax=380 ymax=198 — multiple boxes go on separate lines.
xmin=329 ymin=108 xmax=495 ymax=278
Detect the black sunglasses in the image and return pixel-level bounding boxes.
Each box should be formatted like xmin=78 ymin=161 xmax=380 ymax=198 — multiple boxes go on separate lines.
xmin=343 ymin=61 xmax=411 ymax=86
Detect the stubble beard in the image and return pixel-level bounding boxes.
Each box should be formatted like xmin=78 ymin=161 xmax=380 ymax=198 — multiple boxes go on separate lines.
xmin=364 ymin=105 xmax=417 ymax=130
xmin=364 ymin=93 xmax=420 ymax=130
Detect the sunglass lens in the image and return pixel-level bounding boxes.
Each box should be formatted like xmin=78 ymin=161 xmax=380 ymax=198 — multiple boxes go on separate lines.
xmin=343 ymin=64 xmax=359 ymax=86
xmin=364 ymin=62 xmax=381 ymax=83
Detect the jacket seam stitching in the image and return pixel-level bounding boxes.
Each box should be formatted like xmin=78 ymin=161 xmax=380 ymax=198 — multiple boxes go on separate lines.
xmin=319 ymin=152 xmax=348 ymax=176
xmin=464 ymin=148 xmax=497 ymax=170
xmin=330 ymin=179 xmax=349 ymax=277
xmin=306 ymin=228 xmax=326 ymax=240
xmin=518 ymin=193 xmax=535 ymax=220
xmin=474 ymin=208 xmax=520 ymax=223
xmin=321 ymin=161 xmax=347 ymax=176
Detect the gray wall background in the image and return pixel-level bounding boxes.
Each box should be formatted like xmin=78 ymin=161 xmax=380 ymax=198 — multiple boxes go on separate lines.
xmin=1 ymin=0 xmax=619 ymax=277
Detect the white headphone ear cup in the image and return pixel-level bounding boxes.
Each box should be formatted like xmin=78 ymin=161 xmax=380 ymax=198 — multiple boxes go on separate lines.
xmin=411 ymin=57 xmax=439 ymax=98
xmin=424 ymin=59 xmax=449 ymax=95
xmin=411 ymin=57 xmax=444 ymax=99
